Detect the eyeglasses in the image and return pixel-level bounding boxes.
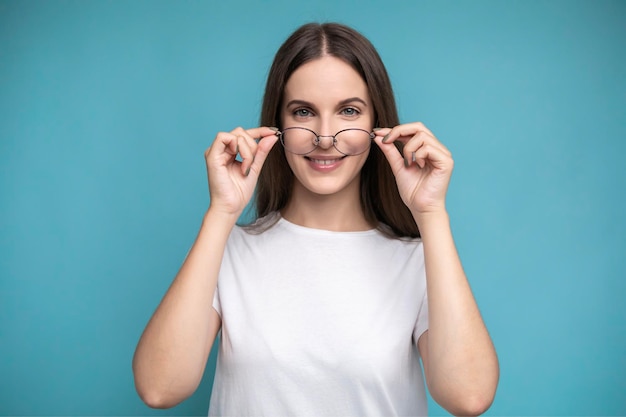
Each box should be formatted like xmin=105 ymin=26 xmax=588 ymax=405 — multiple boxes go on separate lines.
xmin=277 ymin=127 xmax=375 ymax=156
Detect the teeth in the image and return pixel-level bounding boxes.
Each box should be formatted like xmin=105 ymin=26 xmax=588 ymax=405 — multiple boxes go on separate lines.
xmin=311 ymin=159 xmax=338 ymax=165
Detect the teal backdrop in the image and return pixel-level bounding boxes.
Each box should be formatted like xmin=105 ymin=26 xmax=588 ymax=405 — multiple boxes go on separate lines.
xmin=1 ymin=0 xmax=624 ymax=415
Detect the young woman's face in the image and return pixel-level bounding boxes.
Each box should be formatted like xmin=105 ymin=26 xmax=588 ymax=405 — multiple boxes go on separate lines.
xmin=281 ymin=55 xmax=374 ymax=198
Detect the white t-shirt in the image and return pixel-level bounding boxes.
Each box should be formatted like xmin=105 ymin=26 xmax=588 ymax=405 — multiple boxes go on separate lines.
xmin=209 ymin=215 xmax=429 ymax=416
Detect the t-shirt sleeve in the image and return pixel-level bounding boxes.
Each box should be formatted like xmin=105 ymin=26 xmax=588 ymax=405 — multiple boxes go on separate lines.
xmin=212 ymin=226 xmax=239 ymax=318
xmin=212 ymin=286 xmax=221 ymax=317
xmin=412 ymin=242 xmax=429 ymax=344
xmin=412 ymin=289 xmax=429 ymax=344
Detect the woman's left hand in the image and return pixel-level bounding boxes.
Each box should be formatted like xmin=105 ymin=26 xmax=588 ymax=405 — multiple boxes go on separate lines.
xmin=374 ymin=122 xmax=453 ymax=216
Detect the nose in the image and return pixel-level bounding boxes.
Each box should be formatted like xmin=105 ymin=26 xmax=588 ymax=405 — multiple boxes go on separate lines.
xmin=315 ymin=134 xmax=335 ymax=150
xmin=314 ymin=118 xmax=337 ymax=151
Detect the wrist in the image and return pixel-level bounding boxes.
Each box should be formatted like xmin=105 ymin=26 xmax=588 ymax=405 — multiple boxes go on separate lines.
xmin=412 ymin=209 xmax=450 ymax=235
xmin=203 ymin=207 xmax=240 ymax=230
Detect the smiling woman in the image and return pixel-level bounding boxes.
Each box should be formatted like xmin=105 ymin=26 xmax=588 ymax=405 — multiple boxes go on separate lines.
xmin=132 ymin=22 xmax=499 ymax=416
xmin=278 ymin=56 xmax=375 ymax=216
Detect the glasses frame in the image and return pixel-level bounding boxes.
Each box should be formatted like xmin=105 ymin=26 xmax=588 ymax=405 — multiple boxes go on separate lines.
xmin=277 ymin=127 xmax=376 ymax=156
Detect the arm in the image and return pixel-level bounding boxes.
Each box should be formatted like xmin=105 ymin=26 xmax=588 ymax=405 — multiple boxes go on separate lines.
xmin=416 ymin=211 xmax=498 ymax=416
xmin=132 ymin=127 xmax=279 ymax=408
xmin=375 ymin=123 xmax=499 ymax=415
xmin=132 ymin=209 xmax=233 ymax=408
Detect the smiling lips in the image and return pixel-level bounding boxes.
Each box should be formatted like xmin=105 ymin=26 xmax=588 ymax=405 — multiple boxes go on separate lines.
xmin=305 ymin=155 xmax=346 ymax=170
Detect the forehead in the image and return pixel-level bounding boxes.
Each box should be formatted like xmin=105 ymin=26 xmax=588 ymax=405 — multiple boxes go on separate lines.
xmin=283 ymin=56 xmax=370 ymax=104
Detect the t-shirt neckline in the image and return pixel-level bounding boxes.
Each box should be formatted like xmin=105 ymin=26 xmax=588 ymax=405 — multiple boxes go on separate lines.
xmin=277 ymin=216 xmax=380 ymax=237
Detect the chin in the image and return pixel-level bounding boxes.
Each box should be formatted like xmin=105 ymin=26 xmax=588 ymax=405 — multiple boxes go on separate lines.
xmin=294 ymin=175 xmax=361 ymax=198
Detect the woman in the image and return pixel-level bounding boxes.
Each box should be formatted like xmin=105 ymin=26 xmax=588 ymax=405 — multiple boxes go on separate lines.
xmin=133 ymin=22 xmax=499 ymax=416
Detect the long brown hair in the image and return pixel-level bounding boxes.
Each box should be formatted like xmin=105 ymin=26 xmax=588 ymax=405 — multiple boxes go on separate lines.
xmin=254 ymin=22 xmax=420 ymax=238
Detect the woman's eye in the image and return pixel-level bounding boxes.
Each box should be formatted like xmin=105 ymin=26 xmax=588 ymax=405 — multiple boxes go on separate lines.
xmin=294 ymin=108 xmax=312 ymax=117
xmin=341 ymin=107 xmax=360 ymax=116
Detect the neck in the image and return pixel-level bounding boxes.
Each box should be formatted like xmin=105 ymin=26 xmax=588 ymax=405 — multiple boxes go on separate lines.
xmin=281 ymin=181 xmax=375 ymax=232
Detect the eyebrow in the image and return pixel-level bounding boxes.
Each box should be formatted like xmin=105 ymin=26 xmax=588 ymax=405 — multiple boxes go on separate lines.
xmin=285 ymin=97 xmax=369 ymax=108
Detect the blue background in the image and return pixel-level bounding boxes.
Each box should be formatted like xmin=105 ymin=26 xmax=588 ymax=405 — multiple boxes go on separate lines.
xmin=1 ymin=0 xmax=624 ymax=415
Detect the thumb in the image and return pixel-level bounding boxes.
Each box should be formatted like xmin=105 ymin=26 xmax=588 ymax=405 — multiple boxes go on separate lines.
xmin=247 ymin=134 xmax=280 ymax=178
xmin=373 ymin=135 xmax=404 ymax=172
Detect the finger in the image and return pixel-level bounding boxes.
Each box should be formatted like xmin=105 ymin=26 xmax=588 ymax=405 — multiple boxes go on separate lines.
xmin=242 ymin=126 xmax=280 ymax=141
xmin=384 ymin=125 xmax=433 ymax=145
xmin=393 ymin=121 xmax=435 ymax=138
xmin=231 ymin=126 xmax=260 ymax=151
xmin=412 ymin=122 xmax=435 ymax=137
xmin=206 ymin=132 xmax=239 ymax=164
xmin=231 ymin=127 xmax=260 ymax=173
xmin=372 ymin=127 xmax=392 ymax=139
xmin=381 ymin=122 xmax=446 ymax=152
xmin=402 ymin=132 xmax=452 ymax=166
xmin=246 ymin=134 xmax=280 ymax=178
xmin=235 ymin=135 xmax=255 ymax=175
xmin=373 ymin=135 xmax=405 ymax=173
xmin=412 ymin=143 xmax=453 ymax=170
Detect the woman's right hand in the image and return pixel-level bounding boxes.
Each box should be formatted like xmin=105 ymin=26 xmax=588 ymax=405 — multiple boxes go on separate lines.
xmin=204 ymin=126 xmax=279 ymax=218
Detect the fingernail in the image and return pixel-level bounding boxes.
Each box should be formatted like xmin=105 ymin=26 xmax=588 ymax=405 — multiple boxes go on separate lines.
xmin=235 ymin=145 xmax=239 ymax=154
xmin=245 ymin=166 xmax=251 ymax=176
xmin=382 ymin=134 xmax=390 ymax=143
xmin=373 ymin=127 xmax=382 ymax=132
xmin=269 ymin=127 xmax=279 ymax=131
xmin=404 ymin=157 xmax=409 ymax=168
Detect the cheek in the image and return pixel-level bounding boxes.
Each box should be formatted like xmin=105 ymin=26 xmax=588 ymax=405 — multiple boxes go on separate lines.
xmin=354 ymin=152 xmax=370 ymax=172
xmin=284 ymin=152 xmax=298 ymax=172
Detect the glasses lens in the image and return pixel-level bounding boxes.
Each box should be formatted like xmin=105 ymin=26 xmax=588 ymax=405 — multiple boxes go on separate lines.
xmin=280 ymin=128 xmax=373 ymax=155
xmin=334 ymin=129 xmax=373 ymax=155
xmin=280 ymin=128 xmax=318 ymax=155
